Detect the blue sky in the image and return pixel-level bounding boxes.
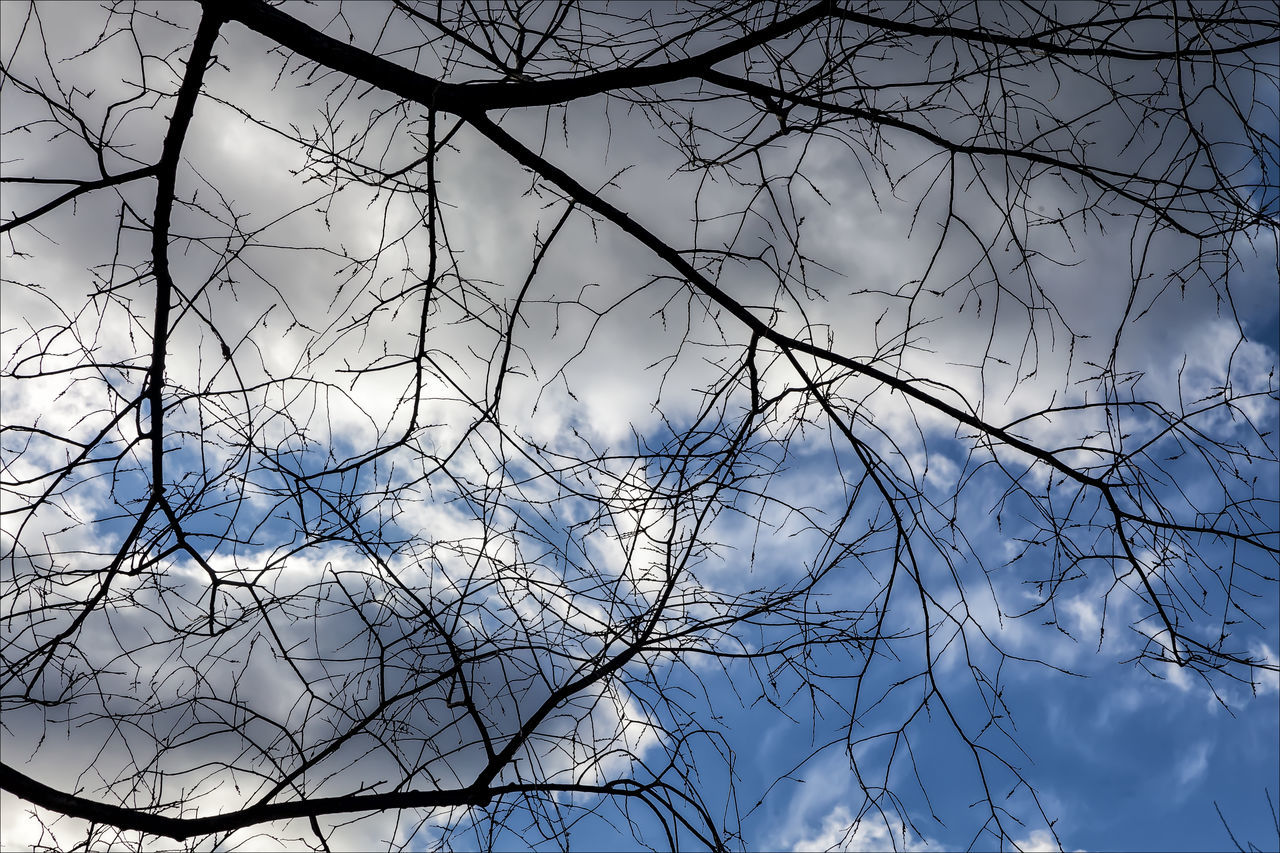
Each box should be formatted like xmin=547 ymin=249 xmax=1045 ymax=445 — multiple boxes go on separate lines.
xmin=1 ymin=2 xmax=1278 ymax=851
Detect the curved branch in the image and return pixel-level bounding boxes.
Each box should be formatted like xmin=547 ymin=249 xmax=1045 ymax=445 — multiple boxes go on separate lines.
xmin=0 ymin=165 xmax=158 ymax=234
xmin=209 ymin=0 xmax=828 ymax=113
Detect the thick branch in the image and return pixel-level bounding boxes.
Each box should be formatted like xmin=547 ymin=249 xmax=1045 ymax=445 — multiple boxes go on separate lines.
xmin=0 ymin=761 xmax=490 ymax=842
xmin=208 ymin=0 xmax=827 ymax=113
xmin=146 ymin=7 xmax=223 ymax=492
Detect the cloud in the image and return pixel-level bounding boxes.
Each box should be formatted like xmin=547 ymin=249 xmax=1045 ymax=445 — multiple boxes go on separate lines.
xmin=1175 ymin=740 xmax=1213 ymax=789
xmin=2 ymin=3 xmax=1275 ymax=853
xmin=1249 ymin=643 xmax=1279 ymax=696
xmin=767 ymin=752 xmax=940 ymax=853
xmin=1010 ymin=828 xmax=1078 ymax=852
xmin=785 ymin=807 xmax=1085 ymax=853
xmin=783 ymin=805 xmax=933 ymax=853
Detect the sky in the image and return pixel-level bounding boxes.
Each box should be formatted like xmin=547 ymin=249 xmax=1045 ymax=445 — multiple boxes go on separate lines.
xmin=1 ymin=2 xmax=1278 ymax=852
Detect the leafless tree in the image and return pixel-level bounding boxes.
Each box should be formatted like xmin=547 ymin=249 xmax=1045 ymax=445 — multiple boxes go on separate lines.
xmin=1 ymin=1 xmax=1277 ymax=850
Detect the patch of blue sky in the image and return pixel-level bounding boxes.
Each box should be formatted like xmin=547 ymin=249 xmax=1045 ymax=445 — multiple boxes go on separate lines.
xmin=18 ymin=322 xmax=1266 ymax=852
xmin=59 ymin=344 xmax=1258 ymax=851
xmin=523 ymin=391 xmax=1278 ymax=850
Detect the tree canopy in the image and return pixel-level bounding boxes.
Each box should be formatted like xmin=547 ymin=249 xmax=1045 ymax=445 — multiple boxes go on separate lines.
xmin=1 ymin=1 xmax=1277 ymax=850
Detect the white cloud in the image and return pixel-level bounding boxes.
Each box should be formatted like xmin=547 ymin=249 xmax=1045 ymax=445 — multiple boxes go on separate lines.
xmin=784 ymin=805 xmax=933 ymax=853
xmin=1174 ymin=740 xmax=1213 ymax=789
xmin=1248 ymin=642 xmax=1279 ymax=696
xmin=2 ymin=4 xmax=1275 ymax=853
xmin=1010 ymin=828 xmax=1077 ymax=852
xmin=768 ymin=753 xmax=940 ymax=853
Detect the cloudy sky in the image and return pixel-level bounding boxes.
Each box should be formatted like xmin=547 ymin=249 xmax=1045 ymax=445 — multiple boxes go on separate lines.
xmin=1 ymin=2 xmax=1277 ymax=851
